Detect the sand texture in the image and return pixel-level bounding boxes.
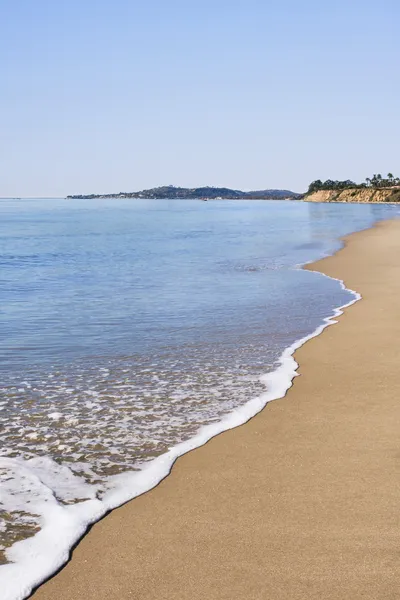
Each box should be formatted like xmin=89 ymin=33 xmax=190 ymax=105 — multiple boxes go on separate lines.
xmin=33 ymin=219 xmax=400 ymax=600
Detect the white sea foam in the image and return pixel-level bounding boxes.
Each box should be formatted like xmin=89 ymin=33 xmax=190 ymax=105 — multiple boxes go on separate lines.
xmin=0 ymin=269 xmax=360 ymax=600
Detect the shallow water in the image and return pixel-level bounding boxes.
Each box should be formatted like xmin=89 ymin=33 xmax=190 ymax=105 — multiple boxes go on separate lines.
xmin=0 ymin=198 xmax=398 ymax=598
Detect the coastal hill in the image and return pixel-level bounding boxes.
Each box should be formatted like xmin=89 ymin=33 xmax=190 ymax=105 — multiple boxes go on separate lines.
xmin=304 ymin=173 xmax=400 ymax=203
xmin=67 ymin=185 xmax=301 ymax=200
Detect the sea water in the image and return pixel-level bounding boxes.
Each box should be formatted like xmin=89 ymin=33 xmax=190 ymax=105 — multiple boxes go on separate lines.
xmin=0 ymin=198 xmax=398 ymax=599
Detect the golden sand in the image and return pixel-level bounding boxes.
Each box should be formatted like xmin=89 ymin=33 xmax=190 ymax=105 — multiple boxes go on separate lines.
xmin=33 ymin=219 xmax=400 ymax=600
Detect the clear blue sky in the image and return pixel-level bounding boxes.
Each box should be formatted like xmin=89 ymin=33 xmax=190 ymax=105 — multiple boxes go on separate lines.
xmin=1 ymin=0 xmax=398 ymax=196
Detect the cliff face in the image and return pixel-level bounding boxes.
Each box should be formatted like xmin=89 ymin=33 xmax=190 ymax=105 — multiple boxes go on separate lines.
xmin=305 ymin=188 xmax=400 ymax=203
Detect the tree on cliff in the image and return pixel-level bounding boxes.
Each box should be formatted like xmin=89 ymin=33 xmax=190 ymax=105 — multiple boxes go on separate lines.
xmin=308 ymin=173 xmax=400 ymax=194
xmin=307 ymin=179 xmax=356 ymax=193
xmin=366 ymin=173 xmax=400 ymax=188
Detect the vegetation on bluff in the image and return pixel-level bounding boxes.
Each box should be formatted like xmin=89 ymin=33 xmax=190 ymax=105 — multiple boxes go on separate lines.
xmin=305 ymin=173 xmax=400 ymax=203
xmin=307 ymin=173 xmax=400 ymax=195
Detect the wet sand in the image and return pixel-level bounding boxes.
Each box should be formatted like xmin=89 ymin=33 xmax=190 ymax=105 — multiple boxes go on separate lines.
xmin=33 ymin=219 xmax=400 ymax=600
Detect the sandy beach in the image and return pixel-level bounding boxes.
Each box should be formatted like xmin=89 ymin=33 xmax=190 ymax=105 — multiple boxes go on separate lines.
xmin=32 ymin=218 xmax=400 ymax=600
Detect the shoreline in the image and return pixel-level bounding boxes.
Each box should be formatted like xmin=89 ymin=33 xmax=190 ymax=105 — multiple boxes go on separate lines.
xmin=32 ymin=218 xmax=400 ymax=599
xmin=4 ymin=223 xmax=363 ymax=599
xmin=4 ymin=240 xmax=361 ymax=600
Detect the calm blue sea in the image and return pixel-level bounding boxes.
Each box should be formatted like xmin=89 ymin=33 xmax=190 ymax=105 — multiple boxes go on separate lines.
xmin=0 ymin=198 xmax=398 ymax=599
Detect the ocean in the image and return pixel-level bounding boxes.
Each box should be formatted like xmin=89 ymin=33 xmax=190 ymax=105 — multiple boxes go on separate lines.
xmin=0 ymin=198 xmax=398 ymax=599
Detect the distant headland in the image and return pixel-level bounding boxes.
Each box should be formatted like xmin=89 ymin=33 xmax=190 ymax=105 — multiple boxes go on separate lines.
xmin=67 ymin=185 xmax=301 ymax=200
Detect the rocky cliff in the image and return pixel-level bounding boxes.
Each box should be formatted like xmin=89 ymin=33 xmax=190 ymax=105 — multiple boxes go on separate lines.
xmin=305 ymin=188 xmax=400 ymax=203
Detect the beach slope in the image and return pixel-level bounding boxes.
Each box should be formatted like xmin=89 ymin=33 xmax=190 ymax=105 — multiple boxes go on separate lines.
xmin=33 ymin=219 xmax=400 ymax=600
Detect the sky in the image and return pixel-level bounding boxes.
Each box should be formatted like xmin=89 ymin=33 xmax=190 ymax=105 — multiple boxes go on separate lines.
xmin=0 ymin=0 xmax=399 ymax=197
